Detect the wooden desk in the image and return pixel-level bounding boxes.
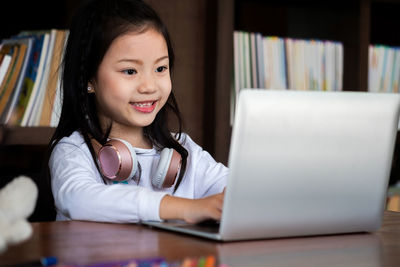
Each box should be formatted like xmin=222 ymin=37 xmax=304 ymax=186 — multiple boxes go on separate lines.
xmin=1 ymin=211 xmax=400 ymax=267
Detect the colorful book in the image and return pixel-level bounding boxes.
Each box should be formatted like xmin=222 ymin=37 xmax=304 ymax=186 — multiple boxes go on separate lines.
xmin=391 ymin=48 xmax=400 ymax=92
xmin=39 ymin=29 xmax=66 ymax=126
xmin=11 ymin=33 xmax=45 ymax=125
xmin=29 ymin=29 xmax=58 ymax=126
xmin=233 ymin=31 xmax=344 ymax=92
xmin=0 ymin=44 xmax=19 ymax=100
xmin=50 ymin=30 xmax=69 ymax=127
xmin=0 ymin=37 xmax=33 ymax=124
xmin=0 ymin=43 xmax=27 ymax=119
xmin=368 ymin=44 xmax=400 ymax=93
xmin=20 ymin=31 xmax=50 ymax=126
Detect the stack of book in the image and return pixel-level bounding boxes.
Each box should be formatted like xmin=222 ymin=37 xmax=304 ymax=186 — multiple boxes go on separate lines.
xmin=231 ymin=31 xmax=343 ymax=123
xmin=368 ymin=44 xmax=400 ymax=93
xmin=233 ymin=31 xmax=343 ymax=95
xmin=0 ymin=29 xmax=68 ymax=127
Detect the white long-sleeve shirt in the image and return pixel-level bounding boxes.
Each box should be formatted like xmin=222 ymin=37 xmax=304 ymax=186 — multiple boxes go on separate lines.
xmin=49 ymin=131 xmax=228 ymax=223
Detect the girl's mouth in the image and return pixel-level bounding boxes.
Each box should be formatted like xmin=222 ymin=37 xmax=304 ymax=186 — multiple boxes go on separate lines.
xmin=130 ymin=101 xmax=157 ymax=113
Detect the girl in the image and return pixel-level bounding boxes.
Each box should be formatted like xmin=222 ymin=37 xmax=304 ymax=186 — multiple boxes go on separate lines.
xmin=48 ymin=0 xmax=228 ymax=223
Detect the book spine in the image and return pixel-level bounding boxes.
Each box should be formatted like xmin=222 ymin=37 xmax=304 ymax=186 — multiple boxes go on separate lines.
xmin=1 ymin=39 xmax=33 ymax=124
xmin=21 ymin=33 xmax=50 ymax=126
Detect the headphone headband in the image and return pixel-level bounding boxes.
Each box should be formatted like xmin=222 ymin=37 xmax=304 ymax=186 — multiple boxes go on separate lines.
xmin=163 ymin=149 xmax=182 ymax=187
xmin=90 ymin=137 xmax=181 ymax=188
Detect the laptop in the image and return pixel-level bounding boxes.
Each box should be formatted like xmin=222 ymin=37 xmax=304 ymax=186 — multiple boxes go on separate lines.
xmin=142 ymin=89 xmax=400 ymax=241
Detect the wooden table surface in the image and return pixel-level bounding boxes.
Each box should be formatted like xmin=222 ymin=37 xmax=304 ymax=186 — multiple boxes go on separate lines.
xmin=1 ymin=211 xmax=399 ymax=267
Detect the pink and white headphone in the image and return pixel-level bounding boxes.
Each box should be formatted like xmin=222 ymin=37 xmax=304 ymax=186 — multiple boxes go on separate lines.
xmin=91 ymin=138 xmax=181 ymax=189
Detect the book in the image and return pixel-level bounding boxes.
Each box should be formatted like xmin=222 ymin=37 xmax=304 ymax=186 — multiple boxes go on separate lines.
xmin=278 ymin=37 xmax=287 ymax=89
xmin=294 ymin=39 xmax=306 ymax=90
xmin=234 ymin=31 xmax=344 ymax=92
xmin=335 ymin=42 xmax=343 ymax=91
xmin=391 ymin=48 xmax=400 ymax=93
xmin=0 ymin=37 xmax=34 ymax=124
xmin=20 ymin=32 xmax=50 ymax=126
xmin=0 ymin=43 xmax=28 ymax=118
xmin=50 ymin=30 xmax=69 ymax=127
xmin=233 ymin=31 xmax=240 ymax=102
xmin=383 ymin=47 xmax=394 ymax=92
xmin=255 ymin=33 xmax=265 ymax=89
xmin=28 ymin=29 xmax=58 ymax=126
xmin=316 ymin=40 xmax=325 ymax=90
xmin=238 ymin=31 xmax=245 ymax=93
xmin=263 ymin=36 xmax=272 ymax=89
xmin=285 ymin=38 xmax=294 ymax=89
xmin=267 ymin=36 xmax=286 ymax=90
xmin=0 ymin=54 xmax=12 ymax=86
xmin=10 ymin=33 xmax=45 ymax=125
xmin=0 ymin=45 xmax=18 ymax=100
xmin=368 ymin=44 xmax=400 ymax=93
xmin=376 ymin=45 xmax=386 ymax=92
xmin=39 ymin=29 xmax=66 ymax=126
xmin=250 ymin=32 xmax=257 ymax=88
xmin=243 ymin=32 xmax=251 ymax=89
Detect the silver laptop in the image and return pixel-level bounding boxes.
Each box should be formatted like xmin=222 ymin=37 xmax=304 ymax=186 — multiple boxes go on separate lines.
xmin=143 ymin=89 xmax=400 ymax=241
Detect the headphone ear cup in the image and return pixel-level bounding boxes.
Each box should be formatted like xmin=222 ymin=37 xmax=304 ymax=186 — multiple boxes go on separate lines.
xmin=97 ymin=139 xmax=138 ymax=181
xmin=152 ymin=148 xmax=182 ymax=189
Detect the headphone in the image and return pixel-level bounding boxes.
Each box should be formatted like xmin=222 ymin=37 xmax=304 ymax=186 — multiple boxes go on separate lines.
xmin=91 ymin=138 xmax=182 ymax=189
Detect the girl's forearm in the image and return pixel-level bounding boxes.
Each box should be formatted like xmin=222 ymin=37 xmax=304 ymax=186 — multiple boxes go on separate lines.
xmin=159 ymin=195 xmax=191 ymax=221
xmin=159 ymin=192 xmax=224 ymax=223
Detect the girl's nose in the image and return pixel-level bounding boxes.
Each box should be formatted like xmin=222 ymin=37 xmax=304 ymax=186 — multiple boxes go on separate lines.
xmin=137 ymin=73 xmax=157 ymax=94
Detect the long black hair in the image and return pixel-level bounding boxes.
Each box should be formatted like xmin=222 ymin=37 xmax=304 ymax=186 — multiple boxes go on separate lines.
xmin=47 ymin=0 xmax=188 ymax=192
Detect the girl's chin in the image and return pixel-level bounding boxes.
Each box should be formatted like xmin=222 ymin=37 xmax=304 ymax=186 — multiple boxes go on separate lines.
xmin=107 ymin=109 xmax=159 ymax=128
xmin=129 ymin=117 xmax=157 ymax=128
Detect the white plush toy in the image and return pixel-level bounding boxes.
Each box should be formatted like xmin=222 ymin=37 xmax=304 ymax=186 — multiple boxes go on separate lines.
xmin=0 ymin=175 xmax=38 ymax=253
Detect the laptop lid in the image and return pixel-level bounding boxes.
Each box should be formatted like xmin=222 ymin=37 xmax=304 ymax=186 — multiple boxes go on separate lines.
xmin=143 ymin=89 xmax=400 ymax=241
xmin=219 ymin=89 xmax=400 ymax=240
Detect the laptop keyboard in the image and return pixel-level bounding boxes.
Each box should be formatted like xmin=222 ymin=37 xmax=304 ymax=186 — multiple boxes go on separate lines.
xmin=175 ymin=219 xmax=220 ymax=234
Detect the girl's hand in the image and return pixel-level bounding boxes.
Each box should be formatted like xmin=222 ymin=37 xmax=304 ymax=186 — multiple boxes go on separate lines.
xmin=183 ymin=192 xmax=224 ymax=224
xmin=159 ymin=191 xmax=225 ymax=224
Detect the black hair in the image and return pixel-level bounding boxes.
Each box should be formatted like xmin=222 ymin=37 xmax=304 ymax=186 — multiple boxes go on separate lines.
xmin=46 ymin=0 xmax=188 ymax=192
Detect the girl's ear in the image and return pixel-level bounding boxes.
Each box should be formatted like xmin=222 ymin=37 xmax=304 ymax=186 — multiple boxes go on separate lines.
xmin=87 ymin=82 xmax=95 ymax=93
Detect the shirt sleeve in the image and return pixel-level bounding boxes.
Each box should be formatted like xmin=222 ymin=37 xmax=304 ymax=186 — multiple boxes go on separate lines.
xmin=49 ymin=141 xmax=167 ymax=223
xmin=182 ymin=134 xmax=229 ymax=198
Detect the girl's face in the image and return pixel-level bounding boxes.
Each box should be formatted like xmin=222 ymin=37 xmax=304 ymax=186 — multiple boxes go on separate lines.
xmin=92 ymin=28 xmax=171 ymax=138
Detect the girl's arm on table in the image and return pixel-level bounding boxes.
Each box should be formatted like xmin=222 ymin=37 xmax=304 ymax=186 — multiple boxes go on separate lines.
xmin=159 ymin=192 xmax=224 ymax=223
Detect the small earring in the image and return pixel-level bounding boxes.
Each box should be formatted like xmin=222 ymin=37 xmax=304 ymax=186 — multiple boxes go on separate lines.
xmin=87 ymin=86 xmax=93 ymax=93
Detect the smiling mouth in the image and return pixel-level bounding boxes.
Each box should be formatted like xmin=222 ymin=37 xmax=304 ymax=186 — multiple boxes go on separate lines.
xmin=130 ymin=101 xmax=157 ymax=113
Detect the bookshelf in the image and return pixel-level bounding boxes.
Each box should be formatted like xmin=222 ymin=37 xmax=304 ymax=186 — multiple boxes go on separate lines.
xmin=0 ymin=0 xmax=81 ymax=221
xmin=3 ymin=1 xmax=400 ymax=158
xmin=212 ymin=0 xmax=400 ymax=163
xmin=211 ymin=0 xmax=400 ymax=197
xmin=2 ymin=127 xmax=55 ymax=145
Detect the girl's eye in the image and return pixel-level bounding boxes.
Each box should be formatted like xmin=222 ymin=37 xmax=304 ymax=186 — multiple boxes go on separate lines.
xmin=123 ymin=69 xmax=137 ymax=75
xmin=156 ymin=66 xmax=168 ymax=73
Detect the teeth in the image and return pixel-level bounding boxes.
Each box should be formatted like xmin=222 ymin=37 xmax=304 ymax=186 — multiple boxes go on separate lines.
xmin=133 ymin=102 xmax=153 ymax=107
